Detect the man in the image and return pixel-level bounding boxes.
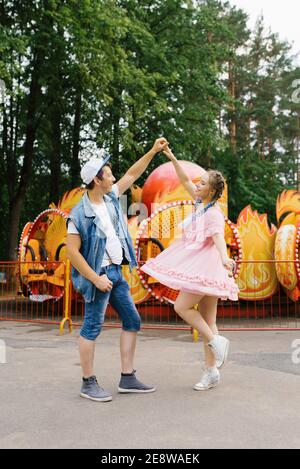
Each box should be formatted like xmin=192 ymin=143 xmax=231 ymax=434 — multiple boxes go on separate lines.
xmin=67 ymin=138 xmax=168 ymax=402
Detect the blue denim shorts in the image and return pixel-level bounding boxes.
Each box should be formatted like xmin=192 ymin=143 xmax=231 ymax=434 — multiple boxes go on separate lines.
xmin=80 ymin=264 xmax=141 ymax=341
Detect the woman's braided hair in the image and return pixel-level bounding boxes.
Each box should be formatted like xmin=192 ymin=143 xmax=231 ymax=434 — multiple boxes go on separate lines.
xmin=208 ymin=170 xmax=226 ymax=202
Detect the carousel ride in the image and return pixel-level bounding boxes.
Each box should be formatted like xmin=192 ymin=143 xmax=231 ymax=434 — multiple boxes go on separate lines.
xmin=18 ymin=161 xmax=300 ymax=311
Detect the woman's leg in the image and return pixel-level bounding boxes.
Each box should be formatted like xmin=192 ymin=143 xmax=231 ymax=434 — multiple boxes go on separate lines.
xmin=198 ymin=296 xmax=219 ymax=368
xmin=174 ymin=291 xmax=214 ymax=342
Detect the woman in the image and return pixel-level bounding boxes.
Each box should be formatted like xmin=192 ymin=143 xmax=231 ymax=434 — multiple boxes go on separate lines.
xmin=141 ymin=147 xmax=239 ymax=391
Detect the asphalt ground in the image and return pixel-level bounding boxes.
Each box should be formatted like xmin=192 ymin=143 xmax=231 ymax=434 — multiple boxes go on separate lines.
xmin=0 ymin=321 xmax=300 ymax=449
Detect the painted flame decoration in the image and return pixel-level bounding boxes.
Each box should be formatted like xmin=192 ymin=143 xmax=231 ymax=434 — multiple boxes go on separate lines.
xmin=19 ymin=188 xmax=86 ymax=300
xmin=122 ymin=216 xmax=151 ymax=304
xmin=50 ymin=187 xmax=85 ymax=213
xmin=276 ymin=190 xmax=300 ymax=225
xmin=236 ymin=206 xmax=278 ymax=300
xmin=275 ymin=225 xmax=298 ymax=291
xmin=275 ymin=190 xmax=300 ymax=301
xmin=275 ymin=223 xmax=300 ymax=302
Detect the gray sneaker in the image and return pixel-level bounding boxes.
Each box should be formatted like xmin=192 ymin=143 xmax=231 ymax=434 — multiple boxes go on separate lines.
xmin=80 ymin=376 xmax=112 ymax=402
xmin=118 ymin=370 xmax=156 ymax=394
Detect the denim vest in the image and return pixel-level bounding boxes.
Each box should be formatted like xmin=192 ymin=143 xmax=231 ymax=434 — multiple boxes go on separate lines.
xmin=68 ymin=190 xmax=137 ymax=303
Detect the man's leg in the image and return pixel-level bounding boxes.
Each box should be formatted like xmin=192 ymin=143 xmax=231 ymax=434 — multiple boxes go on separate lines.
xmin=79 ymin=290 xmax=109 ymax=377
xmin=120 ymin=330 xmax=137 ymax=374
xmin=108 ymin=270 xmax=141 ymax=373
xmin=79 ymin=336 xmax=96 ymax=378
xmin=79 ymin=288 xmax=112 ymax=402
xmin=109 ymin=266 xmax=155 ymax=393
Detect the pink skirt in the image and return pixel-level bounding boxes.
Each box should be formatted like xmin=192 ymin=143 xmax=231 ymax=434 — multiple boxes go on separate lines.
xmin=141 ymin=237 xmax=239 ymax=301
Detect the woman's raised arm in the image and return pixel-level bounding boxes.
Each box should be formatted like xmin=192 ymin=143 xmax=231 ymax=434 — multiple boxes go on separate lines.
xmin=163 ymin=147 xmax=198 ymax=200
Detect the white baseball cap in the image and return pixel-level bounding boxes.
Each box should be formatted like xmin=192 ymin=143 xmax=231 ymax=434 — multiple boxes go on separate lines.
xmin=80 ymin=153 xmax=111 ymax=185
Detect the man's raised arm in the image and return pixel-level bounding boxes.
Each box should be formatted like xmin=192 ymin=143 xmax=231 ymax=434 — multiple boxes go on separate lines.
xmin=116 ymin=138 xmax=168 ymax=196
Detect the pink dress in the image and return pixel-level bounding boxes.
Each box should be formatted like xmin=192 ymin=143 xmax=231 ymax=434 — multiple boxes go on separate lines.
xmin=141 ymin=203 xmax=239 ymax=301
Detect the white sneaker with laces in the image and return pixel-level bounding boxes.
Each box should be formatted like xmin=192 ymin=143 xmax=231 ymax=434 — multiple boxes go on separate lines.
xmin=194 ymin=367 xmax=220 ymax=391
xmin=208 ymin=335 xmax=230 ymax=368
xmin=201 ymin=360 xmax=222 ymax=370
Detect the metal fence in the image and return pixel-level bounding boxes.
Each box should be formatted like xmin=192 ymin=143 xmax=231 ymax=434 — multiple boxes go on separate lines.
xmin=0 ymin=261 xmax=299 ymax=332
xmin=0 ymin=261 xmax=65 ymax=326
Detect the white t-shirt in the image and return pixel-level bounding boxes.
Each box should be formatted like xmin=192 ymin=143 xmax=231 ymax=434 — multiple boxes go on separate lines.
xmin=67 ymin=184 xmax=123 ymax=267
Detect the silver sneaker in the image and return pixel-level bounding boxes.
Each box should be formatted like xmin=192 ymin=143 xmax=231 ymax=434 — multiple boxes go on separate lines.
xmin=208 ymin=335 xmax=230 ymax=369
xmin=80 ymin=376 xmax=112 ymax=402
xmin=194 ymin=367 xmax=220 ymax=391
xmin=201 ymin=360 xmax=222 ymax=371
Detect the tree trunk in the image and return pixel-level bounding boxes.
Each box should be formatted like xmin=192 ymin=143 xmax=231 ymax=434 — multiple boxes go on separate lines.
xmin=268 ymin=116 xmax=273 ymax=156
xmin=7 ymin=86 xmax=14 ymax=201
xmin=49 ymin=102 xmax=62 ymax=204
xmin=7 ymin=53 xmax=42 ymax=259
xmin=0 ymin=102 xmax=8 ymax=254
xmin=71 ymin=90 xmax=82 ymax=188
xmin=218 ymin=112 xmax=222 ymax=137
xmin=111 ymin=107 xmax=121 ymax=177
xmin=228 ymin=61 xmax=237 ymax=154
xmin=7 ymin=1 xmax=54 ymax=259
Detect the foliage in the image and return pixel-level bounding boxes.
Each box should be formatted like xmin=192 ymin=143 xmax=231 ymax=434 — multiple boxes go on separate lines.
xmin=0 ymin=0 xmax=299 ymax=258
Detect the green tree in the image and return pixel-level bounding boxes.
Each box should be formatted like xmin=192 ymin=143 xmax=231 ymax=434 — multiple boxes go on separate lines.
xmin=0 ymin=0 xmax=299 ymax=259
